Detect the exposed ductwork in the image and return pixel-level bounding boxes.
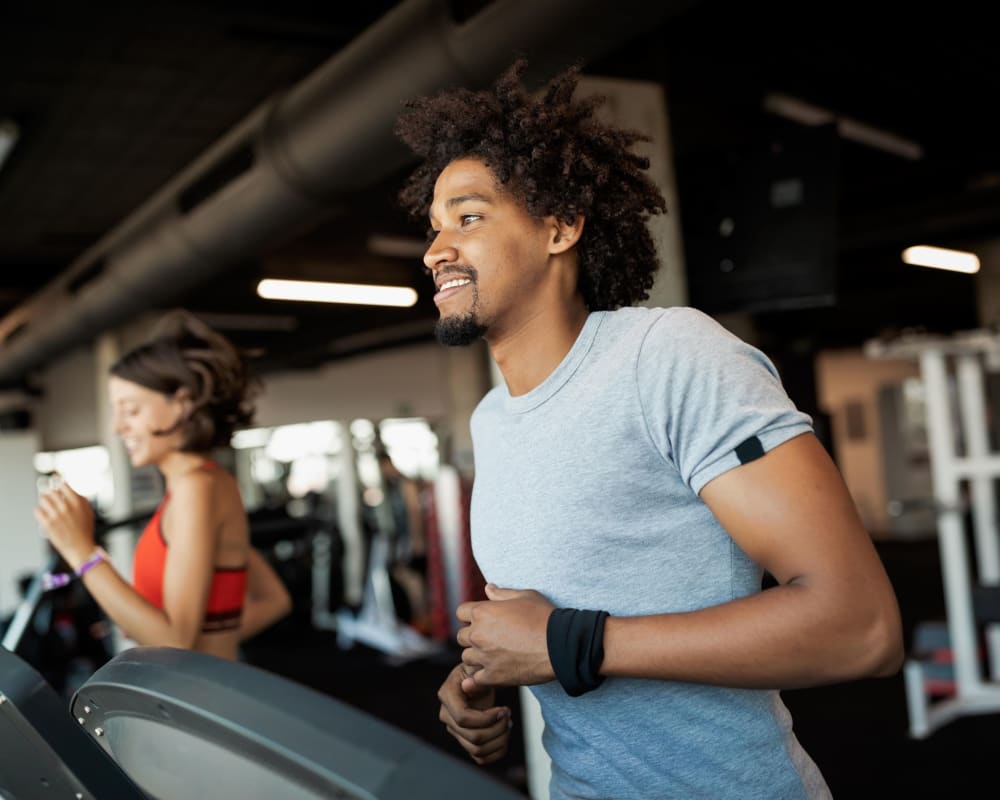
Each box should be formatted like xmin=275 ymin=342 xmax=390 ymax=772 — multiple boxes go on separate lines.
xmin=0 ymin=0 xmax=694 ymax=388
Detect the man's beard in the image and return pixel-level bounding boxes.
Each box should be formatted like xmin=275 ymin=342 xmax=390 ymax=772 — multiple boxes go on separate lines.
xmin=435 ymin=312 xmax=487 ymax=346
xmin=434 ymin=270 xmax=484 ymax=346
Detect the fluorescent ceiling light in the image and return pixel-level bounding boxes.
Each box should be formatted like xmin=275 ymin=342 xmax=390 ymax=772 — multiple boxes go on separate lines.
xmin=763 ymin=93 xmax=923 ymax=161
xmin=257 ymin=278 xmax=418 ymax=307
xmin=902 ymin=245 xmax=980 ymax=274
xmin=0 ymin=119 xmax=19 ymax=172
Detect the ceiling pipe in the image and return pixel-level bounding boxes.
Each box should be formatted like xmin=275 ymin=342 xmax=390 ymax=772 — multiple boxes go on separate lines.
xmin=0 ymin=0 xmax=694 ymax=388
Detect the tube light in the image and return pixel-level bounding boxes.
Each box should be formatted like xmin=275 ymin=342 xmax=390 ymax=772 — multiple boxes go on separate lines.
xmin=257 ymin=278 xmax=418 ymax=307
xmin=901 ymin=245 xmax=980 ymax=274
xmin=763 ymin=93 xmax=923 ymax=161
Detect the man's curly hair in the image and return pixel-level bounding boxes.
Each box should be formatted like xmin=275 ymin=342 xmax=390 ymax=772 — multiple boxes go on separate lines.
xmin=395 ymin=58 xmax=667 ymax=311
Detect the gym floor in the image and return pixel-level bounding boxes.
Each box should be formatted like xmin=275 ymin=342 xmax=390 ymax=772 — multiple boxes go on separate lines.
xmin=238 ymin=537 xmax=999 ymax=798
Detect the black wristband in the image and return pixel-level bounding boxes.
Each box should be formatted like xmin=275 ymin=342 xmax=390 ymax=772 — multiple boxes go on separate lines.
xmin=546 ymin=607 xmax=610 ymax=697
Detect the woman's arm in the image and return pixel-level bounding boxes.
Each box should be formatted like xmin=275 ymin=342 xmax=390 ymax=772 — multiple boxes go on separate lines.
xmin=456 ymin=433 xmax=904 ymax=691
xmin=36 ymin=475 xmax=219 ymax=649
xmin=239 ymin=546 xmax=292 ymax=642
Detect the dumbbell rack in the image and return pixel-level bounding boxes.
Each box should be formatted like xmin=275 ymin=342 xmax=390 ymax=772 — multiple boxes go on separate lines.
xmin=866 ymin=330 xmax=1000 ymax=737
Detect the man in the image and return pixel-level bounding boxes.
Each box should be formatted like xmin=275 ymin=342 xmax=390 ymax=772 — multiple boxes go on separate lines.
xmin=394 ymin=59 xmax=902 ymax=799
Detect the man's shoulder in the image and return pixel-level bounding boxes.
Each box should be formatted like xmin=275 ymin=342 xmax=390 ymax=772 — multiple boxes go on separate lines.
xmin=609 ymin=305 xmax=732 ymax=353
xmin=606 ymin=303 xmax=717 ymax=328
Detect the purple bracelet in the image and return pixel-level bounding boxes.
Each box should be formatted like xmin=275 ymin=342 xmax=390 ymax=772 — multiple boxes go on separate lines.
xmin=42 ymin=549 xmax=107 ymax=591
xmin=76 ymin=549 xmax=107 ymax=577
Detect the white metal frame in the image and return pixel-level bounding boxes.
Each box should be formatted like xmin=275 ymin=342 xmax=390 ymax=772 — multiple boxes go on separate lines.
xmin=867 ymin=331 xmax=1000 ymax=736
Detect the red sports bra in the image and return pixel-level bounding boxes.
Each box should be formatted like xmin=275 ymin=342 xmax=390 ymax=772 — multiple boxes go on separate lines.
xmin=132 ymin=465 xmax=247 ymax=633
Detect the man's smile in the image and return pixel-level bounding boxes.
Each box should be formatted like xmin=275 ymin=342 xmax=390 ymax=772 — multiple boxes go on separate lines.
xmin=434 ymin=272 xmax=475 ymax=305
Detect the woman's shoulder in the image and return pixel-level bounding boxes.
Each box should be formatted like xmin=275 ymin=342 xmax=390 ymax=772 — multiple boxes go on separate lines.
xmin=170 ymin=461 xmax=238 ymax=501
xmin=166 ymin=464 xmax=246 ymax=534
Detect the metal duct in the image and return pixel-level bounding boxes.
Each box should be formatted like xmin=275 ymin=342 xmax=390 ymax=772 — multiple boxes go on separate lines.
xmin=0 ymin=0 xmax=694 ymax=387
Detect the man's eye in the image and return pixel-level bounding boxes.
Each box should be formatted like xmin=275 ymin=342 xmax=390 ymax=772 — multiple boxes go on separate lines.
xmin=460 ymin=214 xmax=481 ymax=225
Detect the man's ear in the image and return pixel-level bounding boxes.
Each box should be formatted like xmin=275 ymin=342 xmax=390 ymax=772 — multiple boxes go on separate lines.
xmin=547 ymin=215 xmax=585 ymax=254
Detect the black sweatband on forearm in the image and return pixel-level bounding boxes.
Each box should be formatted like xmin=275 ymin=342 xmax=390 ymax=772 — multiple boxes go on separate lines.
xmin=546 ymin=607 xmax=610 ymax=697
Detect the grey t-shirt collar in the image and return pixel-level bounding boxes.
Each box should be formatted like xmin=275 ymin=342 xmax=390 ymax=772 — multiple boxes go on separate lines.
xmin=502 ymin=311 xmax=605 ymax=414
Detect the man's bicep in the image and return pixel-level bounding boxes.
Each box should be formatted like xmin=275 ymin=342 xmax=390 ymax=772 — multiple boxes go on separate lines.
xmin=698 ymin=432 xmax=873 ymax=587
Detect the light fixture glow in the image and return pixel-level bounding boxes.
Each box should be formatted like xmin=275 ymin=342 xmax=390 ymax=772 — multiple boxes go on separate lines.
xmin=0 ymin=119 xmax=20 ymax=172
xmin=763 ymin=93 xmax=923 ymax=161
xmin=902 ymin=245 xmax=980 ymax=274
xmin=257 ymin=278 xmax=418 ymax=307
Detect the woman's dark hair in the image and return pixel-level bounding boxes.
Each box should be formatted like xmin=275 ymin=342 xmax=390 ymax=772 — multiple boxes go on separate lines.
xmin=110 ymin=310 xmax=258 ymax=451
xmin=395 ymin=58 xmax=667 ymax=311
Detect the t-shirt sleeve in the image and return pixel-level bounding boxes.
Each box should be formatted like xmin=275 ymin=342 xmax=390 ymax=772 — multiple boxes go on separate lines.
xmin=637 ymin=308 xmax=813 ymax=495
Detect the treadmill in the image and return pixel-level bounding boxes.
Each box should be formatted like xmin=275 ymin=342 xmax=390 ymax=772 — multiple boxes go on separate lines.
xmin=1 ymin=645 xmax=524 ymax=799
xmin=0 ymin=644 xmax=145 ymax=800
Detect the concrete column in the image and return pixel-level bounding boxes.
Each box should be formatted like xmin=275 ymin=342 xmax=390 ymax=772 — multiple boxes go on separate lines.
xmin=0 ymin=428 xmax=43 ymax=619
xmin=578 ymin=75 xmax=688 ymax=310
xmin=94 ymin=332 xmax=145 ymax=653
xmin=335 ymin=430 xmax=364 ymax=608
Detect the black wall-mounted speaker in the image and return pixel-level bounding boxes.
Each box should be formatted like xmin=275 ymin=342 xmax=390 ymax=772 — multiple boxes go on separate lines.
xmin=681 ymin=120 xmax=840 ymax=314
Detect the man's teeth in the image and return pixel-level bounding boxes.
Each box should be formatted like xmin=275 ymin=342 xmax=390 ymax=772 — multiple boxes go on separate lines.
xmin=439 ymin=278 xmax=471 ymax=291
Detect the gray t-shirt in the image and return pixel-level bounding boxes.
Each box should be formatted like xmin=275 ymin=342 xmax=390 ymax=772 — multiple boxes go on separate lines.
xmin=470 ymin=306 xmax=831 ymax=799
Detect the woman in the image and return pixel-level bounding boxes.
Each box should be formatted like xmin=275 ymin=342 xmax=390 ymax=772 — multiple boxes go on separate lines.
xmin=35 ymin=310 xmax=291 ymax=661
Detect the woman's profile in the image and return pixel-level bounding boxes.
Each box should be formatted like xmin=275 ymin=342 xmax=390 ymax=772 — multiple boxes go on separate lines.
xmin=35 ymin=310 xmax=291 ymax=661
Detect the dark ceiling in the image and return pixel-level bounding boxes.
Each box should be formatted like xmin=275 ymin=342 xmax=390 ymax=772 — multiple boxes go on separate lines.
xmin=1 ymin=1 xmax=997 ymax=384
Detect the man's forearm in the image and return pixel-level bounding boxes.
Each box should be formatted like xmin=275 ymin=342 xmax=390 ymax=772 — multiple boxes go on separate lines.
xmin=600 ymin=581 xmax=902 ymax=689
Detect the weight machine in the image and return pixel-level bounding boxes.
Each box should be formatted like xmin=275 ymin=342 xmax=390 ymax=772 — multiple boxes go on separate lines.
xmin=866 ymin=329 xmax=1000 ymax=736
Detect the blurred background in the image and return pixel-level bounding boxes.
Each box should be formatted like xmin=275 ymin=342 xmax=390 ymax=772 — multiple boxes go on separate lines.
xmin=2 ymin=1 xmax=999 ymax=797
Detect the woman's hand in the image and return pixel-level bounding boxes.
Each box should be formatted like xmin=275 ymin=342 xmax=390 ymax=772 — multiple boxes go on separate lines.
xmin=34 ymin=481 xmax=96 ymax=570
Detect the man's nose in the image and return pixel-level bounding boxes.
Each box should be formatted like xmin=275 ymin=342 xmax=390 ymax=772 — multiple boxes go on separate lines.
xmin=423 ymin=231 xmax=458 ymax=272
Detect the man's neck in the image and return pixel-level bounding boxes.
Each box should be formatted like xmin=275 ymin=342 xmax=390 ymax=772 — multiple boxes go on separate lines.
xmin=489 ymin=297 xmax=589 ymax=397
